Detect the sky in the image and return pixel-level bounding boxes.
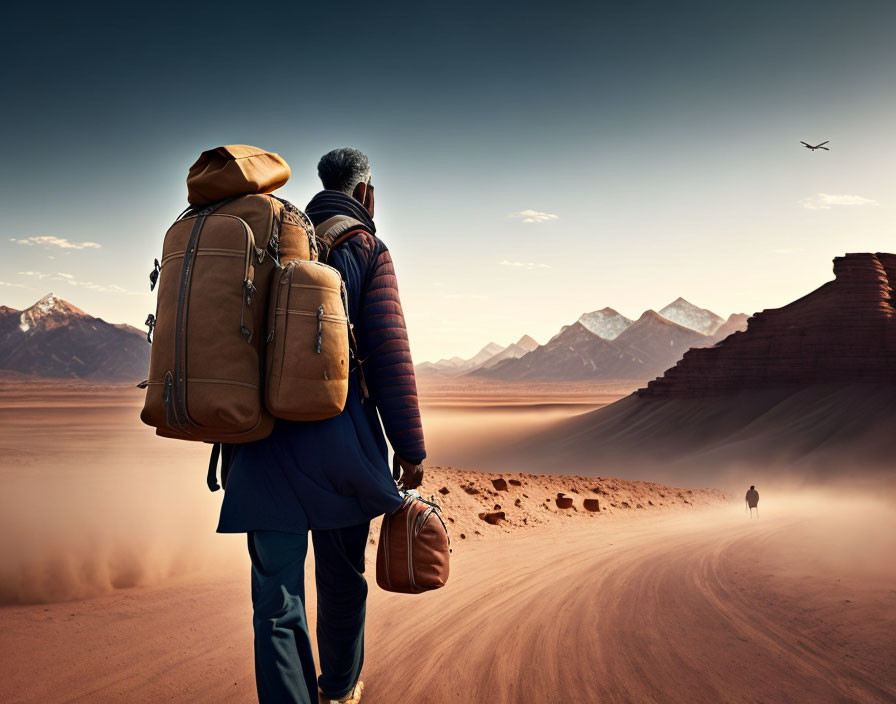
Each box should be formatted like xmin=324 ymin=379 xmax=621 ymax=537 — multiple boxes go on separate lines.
xmin=1 ymin=0 xmax=894 ymax=362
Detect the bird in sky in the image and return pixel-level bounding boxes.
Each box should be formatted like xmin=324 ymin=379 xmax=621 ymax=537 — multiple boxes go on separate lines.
xmin=801 ymin=141 xmax=830 ymax=151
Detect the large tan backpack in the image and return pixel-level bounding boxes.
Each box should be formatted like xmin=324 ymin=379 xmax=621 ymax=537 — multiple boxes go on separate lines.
xmin=141 ymin=146 xmax=368 ymax=492
xmin=140 ymin=145 xmax=316 ymax=444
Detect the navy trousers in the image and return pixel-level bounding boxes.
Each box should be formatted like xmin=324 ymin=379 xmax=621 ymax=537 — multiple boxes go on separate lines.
xmin=248 ymin=523 xmax=369 ymax=703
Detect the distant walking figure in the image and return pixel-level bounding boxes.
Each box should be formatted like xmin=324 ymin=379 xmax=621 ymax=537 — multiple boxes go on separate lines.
xmin=745 ymin=485 xmax=759 ymax=518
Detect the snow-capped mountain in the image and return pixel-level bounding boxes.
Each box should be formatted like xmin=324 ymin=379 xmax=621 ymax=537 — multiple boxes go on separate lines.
xmin=417 ymin=298 xmax=747 ymax=383
xmin=16 ymin=293 xmax=88 ymax=333
xmin=475 ymin=323 xmax=641 ymax=380
xmin=612 ymin=310 xmax=710 ymax=368
xmin=0 ymin=293 xmax=150 ymax=381
xmin=477 ymin=312 xmax=711 ymax=382
xmin=657 ymin=297 xmax=724 ymax=335
xmin=577 ymin=307 xmax=633 ymax=340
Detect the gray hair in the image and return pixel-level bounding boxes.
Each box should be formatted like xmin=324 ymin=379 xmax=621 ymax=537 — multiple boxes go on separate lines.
xmin=317 ymin=147 xmax=371 ymax=194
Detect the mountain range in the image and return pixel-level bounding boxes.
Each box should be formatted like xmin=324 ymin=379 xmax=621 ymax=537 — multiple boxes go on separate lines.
xmin=0 ymin=294 xmax=150 ymax=381
xmin=416 ymin=335 xmax=540 ymax=377
xmin=487 ymin=252 xmax=896 ymax=488
xmin=419 ymin=298 xmax=747 ymax=382
xmin=2 ymin=292 xmax=748 ymax=386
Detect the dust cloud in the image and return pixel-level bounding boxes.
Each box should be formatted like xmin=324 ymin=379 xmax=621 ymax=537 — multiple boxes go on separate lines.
xmin=0 ymin=465 xmax=245 ymax=604
xmin=0 ymin=383 xmax=247 ymax=605
xmin=1 ymin=382 xmax=892 ymax=605
xmin=737 ymin=486 xmax=896 ymax=582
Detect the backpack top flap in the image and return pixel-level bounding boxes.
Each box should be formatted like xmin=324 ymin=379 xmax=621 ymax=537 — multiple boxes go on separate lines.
xmin=186 ymin=145 xmax=291 ymax=206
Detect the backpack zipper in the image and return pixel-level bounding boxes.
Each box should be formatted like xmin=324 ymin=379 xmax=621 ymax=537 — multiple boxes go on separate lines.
xmin=316 ymin=305 xmax=325 ymax=353
xmin=239 ymin=218 xmax=258 ymax=341
xmin=266 ymin=274 xmax=289 ymax=343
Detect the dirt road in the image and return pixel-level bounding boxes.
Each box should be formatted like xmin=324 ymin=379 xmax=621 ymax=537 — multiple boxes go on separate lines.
xmin=2 ymin=505 xmax=893 ymax=703
xmin=365 ymin=507 xmax=895 ymax=704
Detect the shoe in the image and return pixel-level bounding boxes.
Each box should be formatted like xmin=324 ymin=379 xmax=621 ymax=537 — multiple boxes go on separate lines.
xmin=319 ymin=680 xmax=363 ymax=704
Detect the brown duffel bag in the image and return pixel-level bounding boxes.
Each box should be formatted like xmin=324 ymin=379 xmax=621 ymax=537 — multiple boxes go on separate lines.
xmin=376 ymin=487 xmax=451 ymax=594
xmin=140 ymin=145 xmax=316 ymax=445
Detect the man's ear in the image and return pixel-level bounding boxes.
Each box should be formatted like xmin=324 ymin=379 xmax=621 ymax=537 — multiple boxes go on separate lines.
xmin=352 ymin=181 xmax=367 ymax=206
xmin=352 ymin=181 xmax=374 ymax=217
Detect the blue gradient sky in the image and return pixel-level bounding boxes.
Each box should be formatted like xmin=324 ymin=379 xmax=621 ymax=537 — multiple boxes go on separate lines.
xmin=1 ymin=1 xmax=894 ymax=361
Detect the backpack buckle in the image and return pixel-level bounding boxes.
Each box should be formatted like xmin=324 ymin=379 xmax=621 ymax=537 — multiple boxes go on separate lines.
xmin=144 ymin=313 xmax=156 ymax=343
xmin=149 ymin=259 xmax=161 ymax=291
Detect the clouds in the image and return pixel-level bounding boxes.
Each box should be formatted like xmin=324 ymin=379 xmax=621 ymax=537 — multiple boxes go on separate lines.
xmin=508 ymin=209 xmax=558 ymax=223
xmin=18 ymin=271 xmax=135 ymax=295
xmin=799 ymin=193 xmax=878 ymax=210
xmin=500 ymin=260 xmax=551 ymax=270
xmin=10 ymin=236 xmax=101 ymax=249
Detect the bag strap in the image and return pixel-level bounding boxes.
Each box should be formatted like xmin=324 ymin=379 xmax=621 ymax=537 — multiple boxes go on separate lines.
xmin=207 ymin=443 xmax=222 ymax=491
xmin=314 ymin=215 xmax=371 ymax=262
xmin=207 ymin=443 xmax=235 ymax=492
xmin=314 ymin=216 xmax=372 ymax=400
xmin=176 ymin=195 xmax=239 ymax=222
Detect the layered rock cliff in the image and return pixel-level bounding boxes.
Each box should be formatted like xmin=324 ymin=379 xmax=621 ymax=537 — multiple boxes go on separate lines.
xmin=640 ymin=253 xmax=896 ymax=397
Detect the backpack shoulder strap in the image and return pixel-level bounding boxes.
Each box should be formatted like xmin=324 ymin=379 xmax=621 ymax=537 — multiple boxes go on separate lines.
xmin=313 ymin=215 xmax=373 ymax=401
xmin=315 ymin=215 xmax=372 ymax=262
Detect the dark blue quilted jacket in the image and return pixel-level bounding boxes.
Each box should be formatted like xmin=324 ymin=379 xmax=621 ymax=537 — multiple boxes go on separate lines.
xmin=217 ymin=191 xmax=426 ymax=533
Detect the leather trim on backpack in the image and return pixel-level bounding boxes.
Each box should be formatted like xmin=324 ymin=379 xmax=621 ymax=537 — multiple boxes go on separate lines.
xmin=314 ymin=215 xmax=371 ymax=262
xmin=171 ymin=213 xmax=207 ymax=434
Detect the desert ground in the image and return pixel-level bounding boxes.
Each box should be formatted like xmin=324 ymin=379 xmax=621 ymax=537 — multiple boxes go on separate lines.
xmin=1 ymin=380 xmax=894 ymax=703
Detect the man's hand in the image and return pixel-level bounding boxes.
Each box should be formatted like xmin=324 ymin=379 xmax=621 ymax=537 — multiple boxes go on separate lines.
xmin=393 ymin=454 xmax=424 ymax=490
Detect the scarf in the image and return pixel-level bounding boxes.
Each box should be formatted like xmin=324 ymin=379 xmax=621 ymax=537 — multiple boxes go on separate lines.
xmin=304 ymin=190 xmax=376 ymax=234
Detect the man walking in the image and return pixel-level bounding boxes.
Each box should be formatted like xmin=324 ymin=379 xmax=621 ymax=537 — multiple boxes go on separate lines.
xmin=745 ymin=485 xmax=759 ymax=518
xmin=217 ymin=147 xmax=426 ymax=703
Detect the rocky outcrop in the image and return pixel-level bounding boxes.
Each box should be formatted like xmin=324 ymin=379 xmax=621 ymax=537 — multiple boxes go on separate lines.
xmin=555 ymin=495 xmax=574 ymax=509
xmin=486 ymin=254 xmax=896 ymax=487
xmin=640 ymin=253 xmax=896 ymax=397
xmin=478 ymin=511 xmax=506 ymax=525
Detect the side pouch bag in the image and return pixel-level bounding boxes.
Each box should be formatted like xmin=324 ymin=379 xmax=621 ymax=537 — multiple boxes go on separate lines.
xmin=265 ymin=260 xmax=350 ymax=421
